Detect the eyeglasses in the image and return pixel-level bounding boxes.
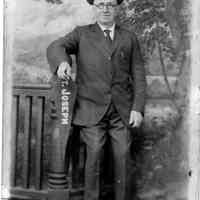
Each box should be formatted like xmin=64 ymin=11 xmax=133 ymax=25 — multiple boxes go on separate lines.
xmin=94 ymin=3 xmax=118 ymax=10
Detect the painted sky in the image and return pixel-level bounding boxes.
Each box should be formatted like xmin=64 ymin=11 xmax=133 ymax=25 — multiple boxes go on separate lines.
xmin=5 ymin=0 xmax=95 ymax=83
xmin=9 ymin=0 xmax=95 ymax=38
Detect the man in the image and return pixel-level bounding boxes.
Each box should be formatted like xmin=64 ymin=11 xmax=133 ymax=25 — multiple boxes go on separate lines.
xmin=47 ymin=0 xmax=146 ymax=199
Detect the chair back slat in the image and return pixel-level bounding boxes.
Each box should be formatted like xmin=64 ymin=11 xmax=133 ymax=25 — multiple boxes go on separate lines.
xmin=11 ymin=95 xmax=20 ymax=187
xmin=23 ymin=95 xmax=32 ymax=188
xmin=35 ymin=96 xmax=45 ymax=190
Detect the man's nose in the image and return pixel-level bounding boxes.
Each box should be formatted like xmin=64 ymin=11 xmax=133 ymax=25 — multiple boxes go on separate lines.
xmin=102 ymin=5 xmax=109 ymax=11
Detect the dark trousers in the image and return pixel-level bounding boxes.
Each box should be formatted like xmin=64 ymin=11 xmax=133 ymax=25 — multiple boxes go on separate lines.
xmin=80 ymin=102 xmax=132 ymax=200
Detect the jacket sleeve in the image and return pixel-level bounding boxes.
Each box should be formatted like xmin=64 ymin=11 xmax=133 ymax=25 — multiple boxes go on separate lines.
xmin=46 ymin=27 xmax=80 ymax=74
xmin=131 ymin=34 xmax=146 ymax=115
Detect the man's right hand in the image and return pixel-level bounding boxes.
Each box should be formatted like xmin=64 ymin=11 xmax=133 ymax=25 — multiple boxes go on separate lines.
xmin=57 ymin=62 xmax=72 ymax=80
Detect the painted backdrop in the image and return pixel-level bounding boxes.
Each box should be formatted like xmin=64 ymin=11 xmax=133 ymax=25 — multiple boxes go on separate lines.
xmin=8 ymin=0 xmax=191 ymax=199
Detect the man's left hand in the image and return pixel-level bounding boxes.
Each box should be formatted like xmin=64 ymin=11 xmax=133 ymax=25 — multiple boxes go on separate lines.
xmin=129 ymin=110 xmax=143 ymax=128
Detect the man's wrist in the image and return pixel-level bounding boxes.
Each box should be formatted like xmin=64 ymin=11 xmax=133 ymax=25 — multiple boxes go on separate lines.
xmin=59 ymin=61 xmax=70 ymax=69
xmin=57 ymin=61 xmax=72 ymax=79
xmin=131 ymin=110 xmax=142 ymax=115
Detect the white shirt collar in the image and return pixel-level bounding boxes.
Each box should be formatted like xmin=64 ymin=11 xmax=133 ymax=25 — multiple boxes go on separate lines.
xmin=97 ymin=23 xmax=115 ymax=40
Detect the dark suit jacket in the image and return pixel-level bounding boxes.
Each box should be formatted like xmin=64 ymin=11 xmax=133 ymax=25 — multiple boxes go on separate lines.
xmin=47 ymin=23 xmax=146 ymax=126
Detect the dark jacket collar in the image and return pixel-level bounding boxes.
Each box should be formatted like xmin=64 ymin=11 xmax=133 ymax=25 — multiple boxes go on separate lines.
xmin=91 ymin=22 xmax=121 ymax=34
xmin=88 ymin=22 xmax=123 ymax=56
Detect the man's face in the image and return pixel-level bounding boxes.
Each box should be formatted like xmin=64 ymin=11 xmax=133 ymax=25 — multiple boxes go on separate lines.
xmin=93 ymin=0 xmax=118 ymax=26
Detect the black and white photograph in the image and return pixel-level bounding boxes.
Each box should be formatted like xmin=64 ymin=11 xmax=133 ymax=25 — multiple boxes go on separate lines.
xmin=2 ymin=0 xmax=200 ymax=199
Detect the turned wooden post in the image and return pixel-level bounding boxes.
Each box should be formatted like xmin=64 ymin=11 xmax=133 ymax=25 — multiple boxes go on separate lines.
xmin=48 ymin=79 xmax=77 ymax=192
xmin=48 ymin=126 xmax=69 ymax=189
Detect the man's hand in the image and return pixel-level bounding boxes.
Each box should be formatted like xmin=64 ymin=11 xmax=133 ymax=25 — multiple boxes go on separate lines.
xmin=129 ymin=110 xmax=143 ymax=128
xmin=57 ymin=62 xmax=72 ymax=80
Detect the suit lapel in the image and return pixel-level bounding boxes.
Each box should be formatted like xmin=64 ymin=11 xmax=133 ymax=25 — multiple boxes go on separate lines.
xmin=111 ymin=24 xmax=123 ymax=56
xmin=88 ymin=23 xmax=124 ymax=58
xmin=89 ymin=23 xmax=112 ymax=58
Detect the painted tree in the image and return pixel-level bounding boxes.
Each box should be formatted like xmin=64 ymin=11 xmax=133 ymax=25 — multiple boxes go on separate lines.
xmin=118 ymin=0 xmax=190 ymax=113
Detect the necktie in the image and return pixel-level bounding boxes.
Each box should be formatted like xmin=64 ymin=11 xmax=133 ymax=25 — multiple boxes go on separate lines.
xmin=104 ymin=29 xmax=112 ymax=46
